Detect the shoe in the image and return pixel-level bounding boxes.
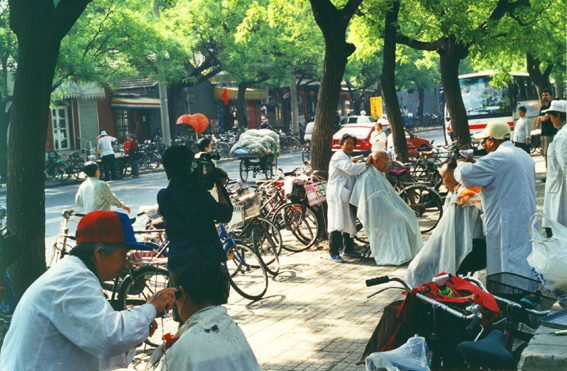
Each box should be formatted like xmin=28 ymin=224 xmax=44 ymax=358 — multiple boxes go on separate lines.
xmin=330 ymin=255 xmax=345 ymax=263
xmin=541 ymin=177 xmax=546 ymax=183
xmin=342 ymin=249 xmax=361 ymax=258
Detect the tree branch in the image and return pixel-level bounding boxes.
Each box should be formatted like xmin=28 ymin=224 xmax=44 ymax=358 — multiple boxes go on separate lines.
xmin=53 ymin=0 xmax=94 ymax=41
xmin=396 ymin=35 xmax=444 ymax=51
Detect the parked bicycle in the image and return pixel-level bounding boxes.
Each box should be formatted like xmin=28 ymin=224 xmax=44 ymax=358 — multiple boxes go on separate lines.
xmin=44 ymin=151 xmax=69 ymax=182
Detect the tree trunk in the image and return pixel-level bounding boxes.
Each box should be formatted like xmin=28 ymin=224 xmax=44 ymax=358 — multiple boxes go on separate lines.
xmin=417 ymin=86 xmax=425 ymax=125
xmin=167 ymin=83 xmax=184 ymax=135
xmin=380 ymin=0 xmax=408 ymax=163
xmin=0 ymin=98 xmax=9 ymax=183
xmin=556 ymin=73 xmax=565 ymax=99
xmin=237 ymin=82 xmax=250 ymax=129
xmin=438 ymin=38 xmax=470 ymax=147
xmin=526 ymin=53 xmax=553 ymax=102
xmin=290 ymin=73 xmax=300 ymax=135
xmin=7 ymin=38 xmax=61 ymax=297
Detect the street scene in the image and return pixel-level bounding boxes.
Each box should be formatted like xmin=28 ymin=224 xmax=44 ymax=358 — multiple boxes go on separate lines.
xmin=0 ymin=0 xmax=566 ymax=370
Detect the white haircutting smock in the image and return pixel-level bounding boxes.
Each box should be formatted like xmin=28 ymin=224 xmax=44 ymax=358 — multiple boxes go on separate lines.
xmin=543 ymin=122 xmax=567 ymax=228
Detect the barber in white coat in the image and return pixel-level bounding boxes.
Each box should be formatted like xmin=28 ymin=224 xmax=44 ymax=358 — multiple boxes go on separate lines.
xmin=327 ymin=134 xmax=371 ymax=263
xmin=454 ymin=122 xmax=536 ymax=278
xmin=542 ymin=100 xmax=567 ymax=236
xmin=370 ymin=122 xmax=387 ymax=151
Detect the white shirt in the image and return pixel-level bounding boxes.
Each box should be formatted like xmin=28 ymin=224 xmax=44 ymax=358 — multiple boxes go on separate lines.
xmin=370 ymin=130 xmax=387 ymax=151
xmin=75 ymin=177 xmax=125 ymax=213
xmin=543 ymin=123 xmax=567 ymax=227
xmin=455 ymin=141 xmax=536 ymax=277
xmin=513 ymin=117 xmax=531 ymax=143
xmin=0 ymin=256 xmax=156 ymax=371
xmin=151 ymin=306 xmax=261 ymax=371
xmin=97 ymin=136 xmax=116 ymax=157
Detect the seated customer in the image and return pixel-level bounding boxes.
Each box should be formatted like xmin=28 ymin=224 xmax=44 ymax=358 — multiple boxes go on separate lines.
xmin=150 ymin=261 xmax=261 ymax=371
xmin=349 ymin=150 xmax=422 ymax=265
xmin=404 ymin=159 xmax=485 ymax=288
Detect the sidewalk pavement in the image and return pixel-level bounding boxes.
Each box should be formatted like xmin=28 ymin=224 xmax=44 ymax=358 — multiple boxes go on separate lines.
xmin=125 ymin=152 xmax=547 ymax=371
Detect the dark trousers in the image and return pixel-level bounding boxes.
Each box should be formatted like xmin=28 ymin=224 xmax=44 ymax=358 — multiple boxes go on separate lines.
xmin=329 ymin=231 xmax=354 ymax=256
xmin=514 ymin=142 xmax=530 ymax=154
xmin=129 ymin=154 xmax=139 ymax=176
xmin=101 ymin=154 xmax=116 ymax=180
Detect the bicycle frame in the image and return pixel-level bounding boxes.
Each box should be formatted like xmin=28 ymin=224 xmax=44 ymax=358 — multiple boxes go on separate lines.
xmin=218 ymin=224 xmax=251 ymax=273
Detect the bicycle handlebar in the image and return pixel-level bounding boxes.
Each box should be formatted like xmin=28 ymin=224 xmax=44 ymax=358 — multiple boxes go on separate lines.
xmin=366 ymin=276 xmax=391 ymax=287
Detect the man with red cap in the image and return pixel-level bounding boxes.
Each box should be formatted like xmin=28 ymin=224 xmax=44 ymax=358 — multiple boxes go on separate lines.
xmin=0 ymin=211 xmax=177 ymax=371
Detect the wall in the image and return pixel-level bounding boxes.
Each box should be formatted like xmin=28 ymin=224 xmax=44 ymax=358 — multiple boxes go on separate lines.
xmin=396 ymin=88 xmax=440 ymax=115
xmin=185 ymin=81 xmax=216 ymax=119
xmin=97 ymin=87 xmax=115 ymax=136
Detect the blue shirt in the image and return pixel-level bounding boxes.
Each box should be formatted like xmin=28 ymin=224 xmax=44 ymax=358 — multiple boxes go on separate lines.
xmin=157 ymin=179 xmax=232 ymax=272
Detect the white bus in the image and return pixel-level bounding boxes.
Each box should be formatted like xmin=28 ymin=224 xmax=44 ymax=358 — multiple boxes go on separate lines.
xmin=444 ymin=71 xmax=541 ymax=144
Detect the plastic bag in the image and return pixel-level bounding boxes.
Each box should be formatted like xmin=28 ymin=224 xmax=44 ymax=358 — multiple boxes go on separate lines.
xmin=528 ymin=213 xmax=567 ymax=305
xmin=365 ymin=336 xmax=430 ymax=371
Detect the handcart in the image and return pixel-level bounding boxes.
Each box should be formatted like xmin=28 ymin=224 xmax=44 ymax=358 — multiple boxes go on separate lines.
xmin=237 ymin=153 xmax=277 ymax=182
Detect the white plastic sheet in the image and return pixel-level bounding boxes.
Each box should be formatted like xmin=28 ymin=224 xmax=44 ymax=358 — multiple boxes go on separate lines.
xmin=365 ymin=336 xmax=431 ymax=371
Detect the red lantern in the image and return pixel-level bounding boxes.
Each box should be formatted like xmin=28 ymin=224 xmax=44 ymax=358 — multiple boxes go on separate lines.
xmin=192 ymin=113 xmax=209 ymax=135
xmin=299 ymin=91 xmax=305 ymax=96
xmin=310 ymin=91 xmax=315 ymax=96
xmin=176 ymin=114 xmax=196 ymax=127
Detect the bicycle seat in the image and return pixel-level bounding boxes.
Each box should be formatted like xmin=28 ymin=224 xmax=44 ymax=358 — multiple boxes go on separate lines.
xmin=457 ymin=330 xmax=516 ymax=369
xmin=387 ymin=169 xmax=408 ymax=178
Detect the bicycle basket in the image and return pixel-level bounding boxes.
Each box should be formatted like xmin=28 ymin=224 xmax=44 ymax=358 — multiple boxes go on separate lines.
xmin=288 ymin=182 xmax=306 ymax=202
xmin=226 ymin=193 xmax=260 ymax=231
xmin=304 ymin=181 xmax=327 ymax=206
xmin=487 ymin=272 xmax=556 ymax=329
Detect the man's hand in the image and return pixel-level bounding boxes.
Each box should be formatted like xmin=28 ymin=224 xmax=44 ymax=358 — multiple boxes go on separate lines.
xmin=147 ymin=288 xmax=177 ymax=314
xmin=149 ymin=320 xmax=158 ymax=337
xmin=122 ymin=205 xmax=131 ymax=213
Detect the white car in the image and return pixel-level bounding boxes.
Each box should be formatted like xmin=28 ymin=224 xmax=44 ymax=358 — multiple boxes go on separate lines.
xmin=345 ymin=115 xmax=372 ymax=125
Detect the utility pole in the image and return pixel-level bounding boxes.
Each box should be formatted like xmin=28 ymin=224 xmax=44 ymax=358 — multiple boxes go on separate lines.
xmin=153 ymin=1 xmax=172 ymax=146
xmin=290 ymin=73 xmax=300 ymax=135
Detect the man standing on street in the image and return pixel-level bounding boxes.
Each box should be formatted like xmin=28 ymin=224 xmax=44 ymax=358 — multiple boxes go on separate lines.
xmin=513 ymin=106 xmax=531 ymax=153
xmin=0 ymin=211 xmax=177 ymax=371
xmin=455 ymin=122 xmax=536 ymax=279
xmin=370 ymin=122 xmax=387 ymax=151
xmin=97 ymin=130 xmax=117 ymax=180
xmin=535 ymin=88 xmax=556 ymax=182
xmin=76 ymin=161 xmax=131 ymax=214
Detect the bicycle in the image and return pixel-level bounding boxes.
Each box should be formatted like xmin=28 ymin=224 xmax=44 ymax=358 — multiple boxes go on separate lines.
xmin=65 ymin=150 xmax=86 ymax=182
xmin=302 ymin=142 xmax=311 ymax=165
xmin=45 ymin=151 xmax=70 ymax=182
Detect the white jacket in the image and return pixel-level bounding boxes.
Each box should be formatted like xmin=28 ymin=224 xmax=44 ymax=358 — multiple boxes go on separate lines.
xmin=455 ymin=141 xmax=536 ymax=278
xmin=326 ymin=150 xmax=367 ymax=235
xmin=370 ymin=130 xmax=387 ymax=151
xmin=543 ymin=123 xmax=567 ymax=228
xmin=0 ymin=256 xmax=156 ymax=371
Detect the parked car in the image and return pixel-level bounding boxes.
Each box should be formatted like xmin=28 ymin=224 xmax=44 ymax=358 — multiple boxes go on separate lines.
xmin=344 ymin=115 xmax=372 ymax=125
xmin=331 ymin=123 xmax=430 ymax=157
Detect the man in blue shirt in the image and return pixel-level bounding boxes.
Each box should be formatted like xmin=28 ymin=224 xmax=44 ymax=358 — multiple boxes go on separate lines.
xmin=157 ymin=146 xmax=232 ymax=321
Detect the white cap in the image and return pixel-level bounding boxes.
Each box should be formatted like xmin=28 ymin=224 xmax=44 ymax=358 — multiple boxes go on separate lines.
xmin=542 ymin=100 xmax=567 ymax=113
xmin=472 ymin=122 xmax=511 ymax=140
xmin=99 ymin=130 xmax=108 ymax=136
xmin=360 ymin=110 xmax=367 ymax=115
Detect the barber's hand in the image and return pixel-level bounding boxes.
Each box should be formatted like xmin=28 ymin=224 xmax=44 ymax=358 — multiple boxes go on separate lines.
xmin=147 ymin=288 xmax=177 ymax=315
xmin=366 ymin=155 xmax=372 ymax=165
xmin=149 ymin=320 xmax=158 ymax=337
xmin=122 ymin=205 xmax=131 ymax=213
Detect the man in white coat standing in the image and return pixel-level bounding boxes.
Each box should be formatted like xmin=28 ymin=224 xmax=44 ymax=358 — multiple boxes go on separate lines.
xmin=454 ymin=122 xmax=536 ymax=278
xmin=327 ymin=134 xmax=371 ymax=263
xmin=541 ymin=100 xmax=567 ymax=236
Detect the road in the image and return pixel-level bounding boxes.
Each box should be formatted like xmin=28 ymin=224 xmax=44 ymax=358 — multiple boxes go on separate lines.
xmin=0 ymin=126 xmax=445 ymax=238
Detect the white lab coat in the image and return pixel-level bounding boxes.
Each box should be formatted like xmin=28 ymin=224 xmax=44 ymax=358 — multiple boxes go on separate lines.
xmin=543 ymin=123 xmax=567 ymax=228
xmin=387 ymin=133 xmax=395 ymax=159
xmin=150 ymin=306 xmax=261 ymax=371
xmin=404 ymin=186 xmax=484 ymax=287
xmin=455 ymin=141 xmax=536 ymax=278
xmin=0 ymin=256 xmax=156 ymax=371
xmin=349 ymin=166 xmax=422 ymax=265
xmin=370 ymin=130 xmax=387 ymax=151
xmin=327 ymin=150 xmax=367 ymax=235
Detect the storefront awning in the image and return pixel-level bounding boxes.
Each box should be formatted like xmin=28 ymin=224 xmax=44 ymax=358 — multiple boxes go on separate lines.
xmin=110 ymin=97 xmax=161 ymax=109
xmin=56 ymin=81 xmax=106 ymax=100
xmin=213 ymin=87 xmax=267 ymax=101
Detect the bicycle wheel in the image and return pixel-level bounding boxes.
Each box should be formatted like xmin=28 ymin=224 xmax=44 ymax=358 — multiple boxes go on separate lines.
xmin=138 ymin=154 xmax=150 ymax=171
xmin=302 ymin=148 xmax=310 ymax=165
xmin=53 ymin=163 xmax=70 ymax=182
xmin=149 ymin=153 xmax=160 ymax=169
xmin=272 ymin=202 xmax=319 ymax=252
xmin=249 ymin=218 xmax=281 ymax=276
xmin=224 ymin=242 xmax=268 ymax=301
xmin=240 ymin=160 xmax=248 ymax=182
xmin=116 ymin=265 xmax=176 ymax=346
xmin=399 ymin=184 xmax=443 ymax=233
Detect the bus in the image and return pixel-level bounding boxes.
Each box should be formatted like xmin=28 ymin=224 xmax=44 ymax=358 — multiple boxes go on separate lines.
xmin=444 ymin=71 xmax=541 ymax=144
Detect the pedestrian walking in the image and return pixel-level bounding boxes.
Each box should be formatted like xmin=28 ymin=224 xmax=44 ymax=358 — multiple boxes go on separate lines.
xmin=0 ymin=211 xmax=177 ymax=371
xmin=454 ymin=122 xmax=536 ymax=279
xmin=513 ymin=106 xmax=531 ymax=153
xmin=326 ymin=134 xmax=371 ymax=263
xmin=97 ymin=130 xmax=117 ymax=180
xmin=125 ymin=133 xmax=140 ymax=178
xmin=75 ymin=161 xmax=131 ymax=214
xmin=541 ymin=100 xmax=567 ymax=236
xmin=535 ymin=88 xmax=556 ymax=182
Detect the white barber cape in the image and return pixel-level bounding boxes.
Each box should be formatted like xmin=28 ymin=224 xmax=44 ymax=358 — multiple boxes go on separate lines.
xmin=349 ymin=166 xmax=422 ymax=265
xmin=543 ymin=123 xmax=567 ymax=228
xmin=327 ymin=150 xmax=367 ymax=236
xmin=0 ymin=256 xmax=156 ymax=371
xmin=404 ymin=186 xmax=484 ymax=288
xmin=151 ymin=305 xmax=261 ymax=371
xmin=455 ymin=141 xmax=536 ymax=278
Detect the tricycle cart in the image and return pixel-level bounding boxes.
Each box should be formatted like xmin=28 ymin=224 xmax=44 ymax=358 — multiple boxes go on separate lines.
xmin=237 ymin=153 xmax=277 ymax=182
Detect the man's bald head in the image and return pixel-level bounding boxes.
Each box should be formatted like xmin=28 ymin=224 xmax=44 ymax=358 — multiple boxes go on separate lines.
xmin=371 ymin=150 xmax=389 ymax=172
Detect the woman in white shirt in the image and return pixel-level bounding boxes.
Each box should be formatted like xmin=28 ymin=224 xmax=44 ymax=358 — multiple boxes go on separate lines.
xmin=370 ymin=122 xmax=387 ymax=151
xmin=513 ymin=106 xmax=531 ymax=153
